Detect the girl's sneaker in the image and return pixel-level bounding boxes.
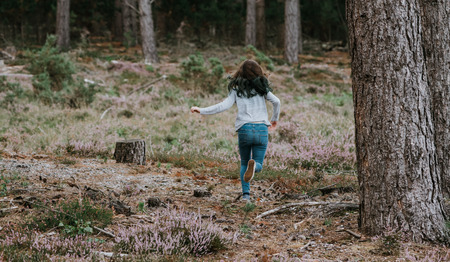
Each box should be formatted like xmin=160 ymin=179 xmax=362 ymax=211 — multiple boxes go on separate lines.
xmin=242 ymin=193 xmax=250 ymax=201
xmin=244 ymin=159 xmax=255 ymax=182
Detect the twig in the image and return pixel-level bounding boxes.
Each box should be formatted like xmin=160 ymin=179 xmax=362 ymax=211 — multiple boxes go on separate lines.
xmin=124 ymin=0 xmax=140 ymax=15
xmin=256 ymin=201 xmax=358 ymax=219
xmin=127 ymin=76 xmax=164 ymax=96
xmin=0 ymin=206 xmax=19 ymax=215
xmin=100 ymin=107 xmax=113 ymax=120
xmin=130 ymin=214 xmax=154 ymax=224
xmin=267 ymin=181 xmax=277 ymax=191
xmin=93 ymin=226 xmax=116 ymax=238
xmin=0 ymin=73 xmax=32 ymax=78
xmin=94 ymin=251 xmax=128 ymax=258
xmin=300 ymin=241 xmax=312 ymax=250
xmin=336 ymin=228 xmax=361 ymax=239
xmin=307 ymin=183 xmax=337 ymax=195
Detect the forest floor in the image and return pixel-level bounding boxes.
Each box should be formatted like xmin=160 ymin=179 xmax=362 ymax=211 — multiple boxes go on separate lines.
xmin=0 ymin=154 xmax=448 ymax=261
xmin=0 ymin=43 xmax=449 ymax=261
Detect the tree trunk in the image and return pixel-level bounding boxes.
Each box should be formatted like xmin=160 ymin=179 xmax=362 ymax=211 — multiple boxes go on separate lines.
xmin=155 ymin=0 xmax=166 ymax=40
xmin=138 ymin=0 xmax=159 ymax=64
xmin=419 ymin=0 xmax=450 ymax=199
xmin=130 ymin=0 xmax=140 ymax=44
xmin=284 ymin=0 xmax=298 ymax=63
xmin=114 ymin=139 xmax=146 ymax=165
xmin=245 ymin=0 xmax=256 ymax=46
xmin=56 ymin=0 xmax=70 ymax=50
xmin=347 ymin=0 xmax=448 ymax=242
xmin=113 ymin=0 xmax=123 ymax=41
xmin=297 ymin=1 xmax=303 ymax=54
xmin=122 ymin=0 xmax=136 ymax=47
xmin=255 ymin=0 xmax=265 ymax=50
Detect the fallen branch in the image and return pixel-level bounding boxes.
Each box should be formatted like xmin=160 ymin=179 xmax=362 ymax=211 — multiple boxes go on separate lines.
xmin=130 ymin=214 xmax=154 ymax=224
xmin=336 ymin=228 xmax=361 ymax=239
xmin=127 ymin=76 xmax=164 ymax=96
xmin=0 ymin=206 xmax=18 ymax=216
xmin=300 ymin=241 xmax=312 ymax=251
xmin=256 ymin=201 xmax=358 ymax=219
xmin=307 ymin=183 xmax=337 ymax=195
xmin=93 ymin=226 xmax=116 ymax=238
xmin=94 ymin=251 xmax=128 ymax=258
xmin=0 ymin=73 xmax=33 ymax=78
xmin=100 ymin=107 xmax=113 ymax=120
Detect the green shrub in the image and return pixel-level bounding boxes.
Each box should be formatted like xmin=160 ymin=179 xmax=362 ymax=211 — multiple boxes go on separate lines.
xmin=26 ymin=35 xmax=99 ymax=108
xmin=27 ymin=35 xmax=75 ymax=92
xmin=29 ymin=198 xmax=113 ymax=236
xmin=0 ymin=77 xmax=30 ymax=111
xmin=244 ymin=45 xmax=275 ymax=71
xmin=179 ymin=54 xmax=226 ymax=93
xmin=180 ymin=54 xmax=207 ymax=78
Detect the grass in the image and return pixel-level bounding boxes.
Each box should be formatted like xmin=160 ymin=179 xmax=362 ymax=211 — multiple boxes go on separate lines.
xmin=0 ymin=45 xmax=356 ymax=188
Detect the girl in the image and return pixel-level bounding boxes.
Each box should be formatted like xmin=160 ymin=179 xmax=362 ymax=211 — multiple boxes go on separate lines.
xmin=190 ymin=59 xmax=281 ymax=201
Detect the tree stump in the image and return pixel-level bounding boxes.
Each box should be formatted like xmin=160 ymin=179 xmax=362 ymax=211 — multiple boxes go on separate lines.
xmin=114 ymin=139 xmax=146 ymax=165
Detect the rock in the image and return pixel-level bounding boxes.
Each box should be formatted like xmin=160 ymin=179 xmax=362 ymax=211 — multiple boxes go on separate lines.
xmin=147 ymin=197 xmax=166 ymax=207
xmin=110 ymin=199 xmax=132 ymax=216
xmin=84 ymin=187 xmax=104 ymax=201
xmin=193 ymin=189 xmax=212 ymax=197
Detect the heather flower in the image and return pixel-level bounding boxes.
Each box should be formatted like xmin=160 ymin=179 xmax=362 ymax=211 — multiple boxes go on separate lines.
xmin=115 ymin=208 xmax=237 ymax=256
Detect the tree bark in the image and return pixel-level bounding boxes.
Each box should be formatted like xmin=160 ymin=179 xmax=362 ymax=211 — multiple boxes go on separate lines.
xmin=245 ymin=0 xmax=256 ymax=46
xmin=419 ymin=0 xmax=450 ymax=198
xmin=130 ymin=0 xmax=140 ymax=44
xmin=255 ymin=0 xmax=265 ymax=50
xmin=284 ymin=0 xmax=298 ymax=63
xmin=347 ymin=0 xmax=448 ymax=242
xmin=56 ymin=0 xmax=70 ymax=50
xmin=114 ymin=139 xmax=146 ymax=165
xmin=122 ymin=0 xmax=137 ymax=47
xmin=138 ymin=0 xmax=159 ymax=64
xmin=113 ymin=0 xmax=123 ymax=41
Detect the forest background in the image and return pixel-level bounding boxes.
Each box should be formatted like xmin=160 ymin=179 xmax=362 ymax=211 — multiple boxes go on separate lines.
xmin=0 ymin=0 xmax=448 ymax=261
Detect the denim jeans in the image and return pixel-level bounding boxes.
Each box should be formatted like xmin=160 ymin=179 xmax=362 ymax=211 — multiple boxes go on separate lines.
xmin=237 ymin=123 xmax=269 ymax=195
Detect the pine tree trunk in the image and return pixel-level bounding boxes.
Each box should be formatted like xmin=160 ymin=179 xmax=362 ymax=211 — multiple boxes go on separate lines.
xmin=139 ymin=0 xmax=159 ymax=64
xmin=245 ymin=0 xmax=256 ymax=46
xmin=155 ymin=0 xmax=166 ymax=40
xmin=114 ymin=139 xmax=146 ymax=165
xmin=347 ymin=0 xmax=448 ymax=242
xmin=284 ymin=0 xmax=298 ymax=63
xmin=255 ymin=0 xmax=265 ymax=50
xmin=122 ymin=0 xmax=135 ymax=46
xmin=130 ymin=0 xmax=140 ymax=44
xmin=56 ymin=0 xmax=70 ymax=50
xmin=419 ymin=0 xmax=450 ymax=198
xmin=113 ymin=0 xmax=123 ymax=41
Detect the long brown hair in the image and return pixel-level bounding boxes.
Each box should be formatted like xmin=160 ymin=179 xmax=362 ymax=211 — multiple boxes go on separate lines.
xmin=228 ymin=60 xmax=272 ymax=98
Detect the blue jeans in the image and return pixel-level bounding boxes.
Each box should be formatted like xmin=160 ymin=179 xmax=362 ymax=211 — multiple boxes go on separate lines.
xmin=237 ymin=123 xmax=269 ymax=195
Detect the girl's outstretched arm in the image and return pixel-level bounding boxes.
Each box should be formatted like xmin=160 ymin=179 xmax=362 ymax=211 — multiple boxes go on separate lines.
xmin=191 ymin=90 xmax=236 ymax=115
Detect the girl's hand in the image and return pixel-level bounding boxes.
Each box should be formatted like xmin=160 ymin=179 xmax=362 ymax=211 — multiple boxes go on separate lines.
xmin=269 ymin=121 xmax=277 ymax=131
xmin=190 ymin=106 xmax=200 ymax=113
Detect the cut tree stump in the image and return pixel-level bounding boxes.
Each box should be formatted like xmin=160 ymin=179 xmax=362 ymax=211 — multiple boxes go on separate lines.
xmin=114 ymin=139 xmax=146 ymax=165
